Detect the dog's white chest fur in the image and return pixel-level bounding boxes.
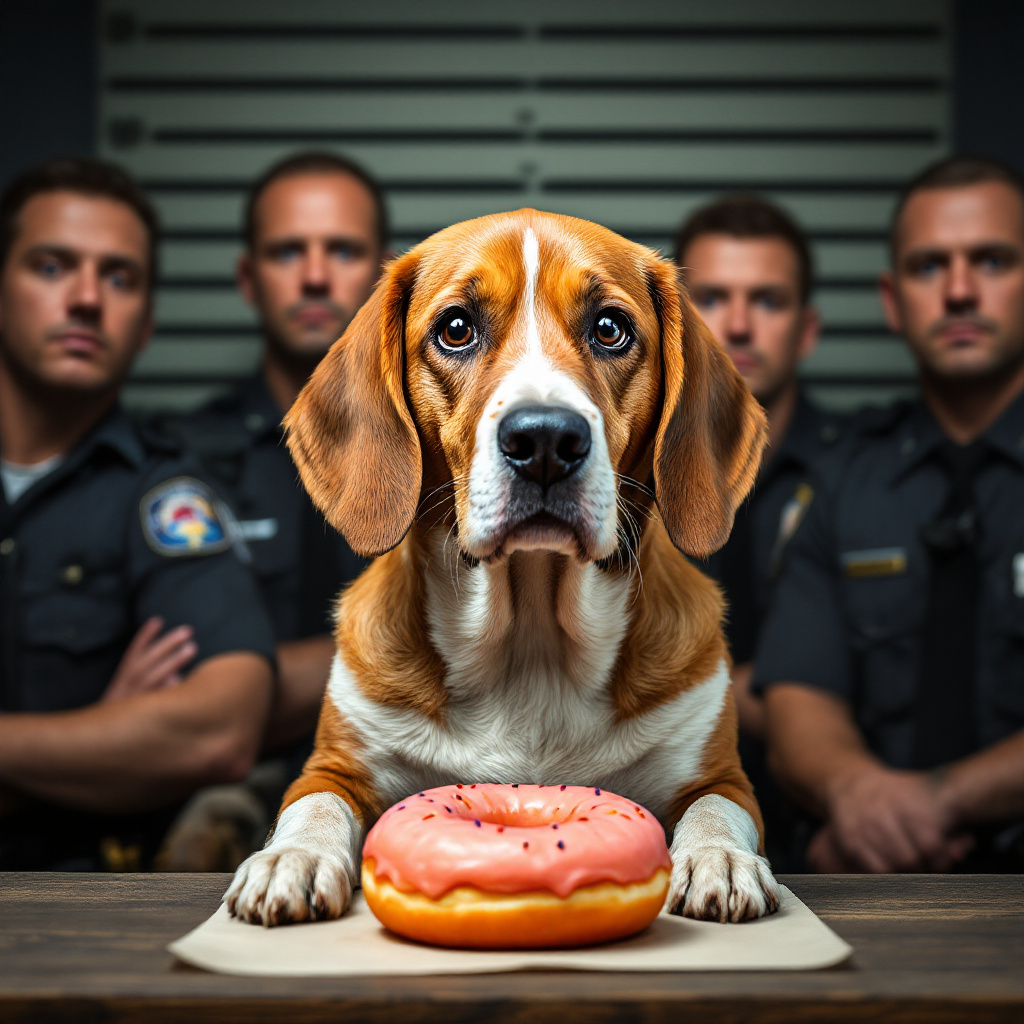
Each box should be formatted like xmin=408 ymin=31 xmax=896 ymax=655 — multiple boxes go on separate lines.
xmin=326 ymin=543 xmax=729 ymax=821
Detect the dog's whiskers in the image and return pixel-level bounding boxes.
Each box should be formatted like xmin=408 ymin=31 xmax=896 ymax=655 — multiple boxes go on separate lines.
xmin=417 ymin=475 xmax=468 ymax=519
xmin=612 ymin=494 xmax=645 ymax=603
xmin=615 ymin=472 xmax=656 ymax=502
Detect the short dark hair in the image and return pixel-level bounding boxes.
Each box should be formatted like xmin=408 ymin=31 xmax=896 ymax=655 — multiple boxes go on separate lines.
xmin=889 ymin=154 xmax=1024 ymax=266
xmin=243 ymin=151 xmax=388 ymax=253
xmin=0 ymin=157 xmax=159 ymax=286
xmin=674 ymin=195 xmax=814 ymax=306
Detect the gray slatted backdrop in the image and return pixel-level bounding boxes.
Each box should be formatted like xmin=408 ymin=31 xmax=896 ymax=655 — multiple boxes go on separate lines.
xmin=98 ymin=0 xmax=950 ymax=412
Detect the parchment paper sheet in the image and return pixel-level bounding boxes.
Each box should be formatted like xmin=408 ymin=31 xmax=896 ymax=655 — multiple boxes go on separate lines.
xmin=169 ymin=886 xmax=852 ymax=975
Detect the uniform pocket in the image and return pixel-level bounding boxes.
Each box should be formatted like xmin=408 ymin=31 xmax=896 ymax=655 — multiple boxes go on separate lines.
xmin=23 ymin=571 xmax=128 ymax=655
xmin=841 ymin=563 xmax=923 ymax=722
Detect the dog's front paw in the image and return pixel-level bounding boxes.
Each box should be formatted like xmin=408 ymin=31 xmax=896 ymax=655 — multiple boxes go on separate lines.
xmin=224 ymin=846 xmax=354 ymax=926
xmin=668 ymin=846 xmax=780 ymax=922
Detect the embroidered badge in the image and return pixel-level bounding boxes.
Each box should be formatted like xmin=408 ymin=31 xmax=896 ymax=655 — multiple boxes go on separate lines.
xmin=140 ymin=477 xmax=232 ymax=557
xmin=841 ymin=547 xmax=908 ymax=579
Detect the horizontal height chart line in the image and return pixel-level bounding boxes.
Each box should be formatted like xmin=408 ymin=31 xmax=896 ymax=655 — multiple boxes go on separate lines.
xmin=155 ymin=275 xmax=886 ymax=290
xmin=158 ymin=229 xmax=890 ymax=243
xmin=143 ymin=179 xmax=529 ymax=194
xmin=146 ymin=129 xmax=940 ymax=145
xmin=105 ymin=77 xmax=944 ymax=93
xmin=134 ymin=25 xmax=940 ymax=43
xmin=144 ymin=25 xmax=527 ymax=40
xmin=541 ymin=180 xmax=908 ymax=193
xmin=141 ymin=179 xmax=905 ymax=194
xmin=393 ymin=231 xmax=890 ymax=245
xmin=539 ymin=25 xmax=941 ymax=40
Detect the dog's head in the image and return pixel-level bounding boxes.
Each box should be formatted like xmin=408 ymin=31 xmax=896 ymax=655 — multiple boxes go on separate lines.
xmin=284 ymin=210 xmax=765 ymax=563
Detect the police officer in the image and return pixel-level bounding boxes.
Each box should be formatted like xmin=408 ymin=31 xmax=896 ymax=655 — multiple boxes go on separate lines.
xmin=675 ymin=196 xmax=845 ymax=870
xmin=757 ymin=155 xmax=1024 ymax=873
xmin=0 ymin=158 xmax=275 ymax=870
xmin=173 ymin=152 xmax=385 ymax=755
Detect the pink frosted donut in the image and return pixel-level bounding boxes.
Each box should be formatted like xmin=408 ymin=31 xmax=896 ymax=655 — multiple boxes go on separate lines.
xmin=361 ymin=784 xmax=671 ymax=948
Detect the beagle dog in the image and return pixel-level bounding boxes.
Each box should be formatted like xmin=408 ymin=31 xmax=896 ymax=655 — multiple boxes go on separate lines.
xmin=226 ymin=209 xmax=779 ymax=926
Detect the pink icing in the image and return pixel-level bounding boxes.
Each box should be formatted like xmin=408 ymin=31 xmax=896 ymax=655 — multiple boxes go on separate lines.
xmin=362 ymin=784 xmax=671 ymax=900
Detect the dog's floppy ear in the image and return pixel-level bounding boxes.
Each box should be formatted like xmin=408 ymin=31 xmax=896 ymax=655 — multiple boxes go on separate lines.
xmin=284 ymin=251 xmax=421 ymax=556
xmin=649 ymin=260 xmax=767 ymax=559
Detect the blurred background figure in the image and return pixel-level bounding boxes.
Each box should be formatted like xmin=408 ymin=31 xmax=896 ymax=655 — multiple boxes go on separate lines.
xmin=0 ymin=158 xmax=274 ymax=870
xmin=1 ymin=0 xmax=1022 ymax=873
xmin=155 ymin=153 xmax=385 ymax=870
xmin=675 ymin=196 xmax=845 ymax=870
xmin=758 ymin=156 xmax=1024 ymax=873
xmin=172 ymin=152 xmax=381 ymax=752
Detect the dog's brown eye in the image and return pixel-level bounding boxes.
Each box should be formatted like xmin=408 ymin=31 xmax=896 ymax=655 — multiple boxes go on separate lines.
xmin=437 ymin=309 xmax=476 ymax=351
xmin=591 ymin=309 xmax=632 ymax=351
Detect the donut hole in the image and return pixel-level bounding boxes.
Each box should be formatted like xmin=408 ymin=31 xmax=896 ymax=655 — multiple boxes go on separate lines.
xmin=447 ymin=788 xmax=576 ymax=828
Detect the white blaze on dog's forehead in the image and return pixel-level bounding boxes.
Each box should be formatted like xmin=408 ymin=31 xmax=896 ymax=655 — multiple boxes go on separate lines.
xmin=523 ymin=227 xmax=541 ymax=356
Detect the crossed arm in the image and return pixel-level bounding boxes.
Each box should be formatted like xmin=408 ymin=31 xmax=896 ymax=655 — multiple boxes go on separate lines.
xmin=0 ymin=650 xmax=272 ymax=814
xmin=263 ymin=635 xmax=336 ymax=751
xmin=765 ymin=683 xmax=1024 ymax=872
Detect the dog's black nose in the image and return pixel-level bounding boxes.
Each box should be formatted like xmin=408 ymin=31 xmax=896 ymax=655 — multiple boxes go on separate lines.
xmin=498 ymin=405 xmax=592 ymax=488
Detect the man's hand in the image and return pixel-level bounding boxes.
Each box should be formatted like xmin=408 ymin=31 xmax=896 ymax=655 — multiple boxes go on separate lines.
xmin=823 ymin=765 xmax=973 ymax=872
xmin=102 ymin=617 xmax=197 ymax=703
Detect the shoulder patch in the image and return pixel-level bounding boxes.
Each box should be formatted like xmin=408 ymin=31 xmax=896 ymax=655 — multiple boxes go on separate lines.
xmin=140 ymin=477 xmax=233 ymax=557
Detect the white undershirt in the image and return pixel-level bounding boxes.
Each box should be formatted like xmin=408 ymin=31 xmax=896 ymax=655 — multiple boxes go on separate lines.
xmin=0 ymin=454 xmax=64 ymax=503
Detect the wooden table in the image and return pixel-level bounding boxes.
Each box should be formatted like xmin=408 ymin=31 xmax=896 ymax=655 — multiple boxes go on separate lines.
xmin=1 ymin=873 xmax=1022 ymax=1023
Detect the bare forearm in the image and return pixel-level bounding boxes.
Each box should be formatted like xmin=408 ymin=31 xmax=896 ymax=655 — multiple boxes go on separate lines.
xmin=0 ymin=653 xmax=272 ymax=813
xmin=937 ymin=730 xmax=1024 ymax=828
xmin=730 ymin=662 xmax=765 ymax=740
xmin=264 ymin=635 xmax=335 ymax=752
xmin=764 ymin=683 xmax=881 ymax=817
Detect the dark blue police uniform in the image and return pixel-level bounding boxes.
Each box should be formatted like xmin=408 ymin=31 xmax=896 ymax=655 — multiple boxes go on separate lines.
xmin=0 ymin=406 xmax=275 ymax=870
xmin=706 ymin=392 xmax=846 ymax=663
xmin=169 ymin=374 xmax=365 ymax=644
xmin=703 ymin=391 xmax=846 ymax=871
xmin=753 ymin=390 xmax=1024 ymax=868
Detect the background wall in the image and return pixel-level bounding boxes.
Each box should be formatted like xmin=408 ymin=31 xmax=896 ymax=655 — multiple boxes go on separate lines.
xmin=3 ymin=0 xmax=1022 ymax=415
xmin=0 ymin=0 xmax=97 ymax=189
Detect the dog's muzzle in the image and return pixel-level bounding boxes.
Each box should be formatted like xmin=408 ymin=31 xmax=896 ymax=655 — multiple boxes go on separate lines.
xmin=497 ymin=404 xmax=591 ymax=492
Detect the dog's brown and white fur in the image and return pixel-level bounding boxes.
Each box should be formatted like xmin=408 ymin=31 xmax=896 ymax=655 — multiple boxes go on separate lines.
xmin=226 ymin=210 xmax=780 ymax=926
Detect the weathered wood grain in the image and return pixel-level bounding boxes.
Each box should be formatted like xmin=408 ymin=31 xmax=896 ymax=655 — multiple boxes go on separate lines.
xmin=1 ymin=873 xmax=1022 ymax=1022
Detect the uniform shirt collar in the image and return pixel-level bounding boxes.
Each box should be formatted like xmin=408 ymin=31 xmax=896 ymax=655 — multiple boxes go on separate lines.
xmin=82 ymin=404 xmax=148 ymax=469
xmin=0 ymin=404 xmax=144 ymax=517
xmin=760 ymin=391 xmax=840 ymax=485
xmin=233 ymin=373 xmax=285 ymax=441
xmin=889 ymin=386 xmax=1024 ymax=484
xmin=986 ymin=384 xmax=1024 ymax=469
